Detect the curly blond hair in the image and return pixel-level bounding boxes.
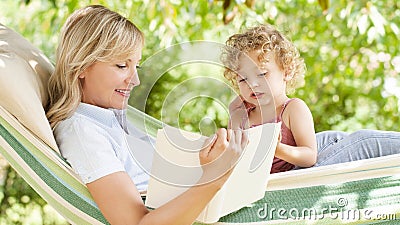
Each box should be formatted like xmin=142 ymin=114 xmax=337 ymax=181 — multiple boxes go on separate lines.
xmin=46 ymin=5 xmax=144 ymax=129
xmin=221 ymin=24 xmax=305 ymax=94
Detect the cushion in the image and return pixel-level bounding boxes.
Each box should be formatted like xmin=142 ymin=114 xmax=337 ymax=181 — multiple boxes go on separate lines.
xmin=0 ymin=23 xmax=59 ymax=152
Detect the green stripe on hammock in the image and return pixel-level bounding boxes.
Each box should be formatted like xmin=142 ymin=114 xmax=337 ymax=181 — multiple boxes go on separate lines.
xmin=216 ymin=175 xmax=400 ymax=224
xmin=0 ymin=118 xmax=109 ymax=225
xmin=0 ymin=114 xmax=91 ymax=198
xmin=126 ymin=105 xmax=163 ymax=137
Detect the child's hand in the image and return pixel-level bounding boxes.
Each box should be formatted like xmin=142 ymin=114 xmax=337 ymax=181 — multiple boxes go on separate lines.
xmin=278 ymin=130 xmax=282 ymax=143
xmin=275 ymin=130 xmax=282 ymax=153
xmin=274 ymin=130 xmax=291 ymax=163
xmin=228 ymin=96 xmax=255 ymax=129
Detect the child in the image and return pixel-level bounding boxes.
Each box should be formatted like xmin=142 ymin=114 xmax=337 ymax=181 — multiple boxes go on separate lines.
xmin=222 ymin=24 xmax=316 ymax=173
xmin=222 ymin=24 xmax=400 ymax=173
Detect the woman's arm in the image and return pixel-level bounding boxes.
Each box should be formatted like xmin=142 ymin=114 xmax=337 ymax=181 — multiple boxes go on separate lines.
xmin=274 ymin=98 xmax=317 ymax=167
xmin=87 ymin=129 xmax=248 ymax=225
xmin=87 ymin=171 xmax=223 ymax=225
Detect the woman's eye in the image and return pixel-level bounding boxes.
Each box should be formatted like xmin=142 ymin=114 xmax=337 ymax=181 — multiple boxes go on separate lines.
xmin=238 ymin=78 xmax=246 ymax=83
xmin=259 ymin=72 xmax=268 ymax=77
xmin=116 ymin=64 xmax=127 ymax=69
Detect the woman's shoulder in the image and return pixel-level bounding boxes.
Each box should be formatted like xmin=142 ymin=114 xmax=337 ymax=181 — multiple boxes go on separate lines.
xmin=54 ymin=112 xmax=108 ymax=142
xmin=55 ymin=112 xmax=90 ymax=132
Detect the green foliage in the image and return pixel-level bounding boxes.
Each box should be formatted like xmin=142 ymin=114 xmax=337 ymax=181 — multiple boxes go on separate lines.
xmin=0 ymin=0 xmax=399 ymax=223
xmin=0 ymin=166 xmax=68 ymax=224
xmin=1 ymin=0 xmax=397 ymax=134
xmin=291 ymin=0 xmax=400 ymax=132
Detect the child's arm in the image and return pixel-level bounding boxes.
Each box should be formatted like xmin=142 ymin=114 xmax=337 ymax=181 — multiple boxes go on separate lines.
xmin=275 ymin=98 xmax=317 ymax=167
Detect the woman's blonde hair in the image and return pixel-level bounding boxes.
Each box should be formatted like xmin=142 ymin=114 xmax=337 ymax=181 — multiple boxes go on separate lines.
xmin=46 ymin=5 xmax=144 ymax=129
xmin=221 ymin=24 xmax=305 ymax=93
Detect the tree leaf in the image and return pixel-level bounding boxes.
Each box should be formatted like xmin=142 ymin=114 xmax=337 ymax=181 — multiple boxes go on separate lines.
xmin=357 ymin=14 xmax=369 ymax=34
xmin=318 ymin=0 xmax=329 ymax=11
xmin=245 ymin=0 xmax=255 ymax=8
xmin=223 ymin=0 xmax=231 ymax=10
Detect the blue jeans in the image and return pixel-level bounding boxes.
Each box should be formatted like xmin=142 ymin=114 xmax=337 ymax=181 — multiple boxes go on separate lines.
xmin=314 ymin=130 xmax=400 ymax=167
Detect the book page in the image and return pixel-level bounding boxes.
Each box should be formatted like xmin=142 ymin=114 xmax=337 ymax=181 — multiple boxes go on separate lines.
xmin=218 ymin=123 xmax=280 ymax=215
xmin=145 ymin=126 xmax=205 ymax=206
xmin=145 ymin=123 xmax=281 ymax=223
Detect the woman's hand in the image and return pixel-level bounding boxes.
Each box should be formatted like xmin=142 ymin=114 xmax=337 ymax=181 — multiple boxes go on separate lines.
xmin=228 ymin=96 xmax=255 ymax=129
xmin=199 ymin=128 xmax=249 ymax=188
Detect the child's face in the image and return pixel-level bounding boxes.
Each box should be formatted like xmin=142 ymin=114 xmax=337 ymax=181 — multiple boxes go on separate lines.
xmin=79 ymin=51 xmax=142 ymax=109
xmin=236 ymin=50 xmax=287 ymax=107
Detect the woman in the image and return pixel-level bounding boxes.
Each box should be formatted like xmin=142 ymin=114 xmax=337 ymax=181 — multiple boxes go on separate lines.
xmin=46 ymin=5 xmax=248 ymax=224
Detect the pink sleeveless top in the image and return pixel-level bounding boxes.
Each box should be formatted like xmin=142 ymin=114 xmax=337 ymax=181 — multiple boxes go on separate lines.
xmin=270 ymin=99 xmax=297 ymax=173
xmin=251 ymin=98 xmax=297 ymax=173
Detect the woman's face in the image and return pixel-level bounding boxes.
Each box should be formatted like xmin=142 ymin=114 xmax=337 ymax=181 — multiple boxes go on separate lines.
xmin=79 ymin=51 xmax=142 ymax=109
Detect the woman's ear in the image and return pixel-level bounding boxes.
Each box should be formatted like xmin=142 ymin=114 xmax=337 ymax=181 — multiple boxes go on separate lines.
xmin=78 ymin=70 xmax=86 ymax=79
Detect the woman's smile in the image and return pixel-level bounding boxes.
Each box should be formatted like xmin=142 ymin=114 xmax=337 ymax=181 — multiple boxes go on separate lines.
xmin=115 ymin=88 xmax=132 ymax=98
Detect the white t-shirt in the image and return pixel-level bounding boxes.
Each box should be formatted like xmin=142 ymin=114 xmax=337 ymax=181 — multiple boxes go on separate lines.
xmin=54 ymin=103 xmax=155 ymax=191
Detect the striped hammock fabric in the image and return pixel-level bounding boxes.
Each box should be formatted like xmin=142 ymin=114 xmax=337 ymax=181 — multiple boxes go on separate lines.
xmin=1 ymin=105 xmax=400 ymax=225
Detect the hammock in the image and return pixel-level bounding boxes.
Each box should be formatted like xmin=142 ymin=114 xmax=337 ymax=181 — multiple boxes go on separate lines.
xmin=1 ymin=23 xmax=399 ymax=225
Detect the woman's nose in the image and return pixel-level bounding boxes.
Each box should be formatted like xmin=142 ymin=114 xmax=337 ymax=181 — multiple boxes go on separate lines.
xmin=127 ymin=68 xmax=140 ymax=87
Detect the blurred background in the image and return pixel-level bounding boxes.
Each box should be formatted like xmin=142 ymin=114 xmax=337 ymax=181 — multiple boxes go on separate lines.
xmin=0 ymin=0 xmax=399 ymax=224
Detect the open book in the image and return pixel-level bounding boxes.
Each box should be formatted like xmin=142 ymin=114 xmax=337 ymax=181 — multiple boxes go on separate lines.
xmin=145 ymin=122 xmax=281 ymax=223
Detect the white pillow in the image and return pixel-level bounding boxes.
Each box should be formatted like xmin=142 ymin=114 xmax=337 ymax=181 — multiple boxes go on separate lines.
xmin=0 ymin=23 xmax=59 ymax=152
